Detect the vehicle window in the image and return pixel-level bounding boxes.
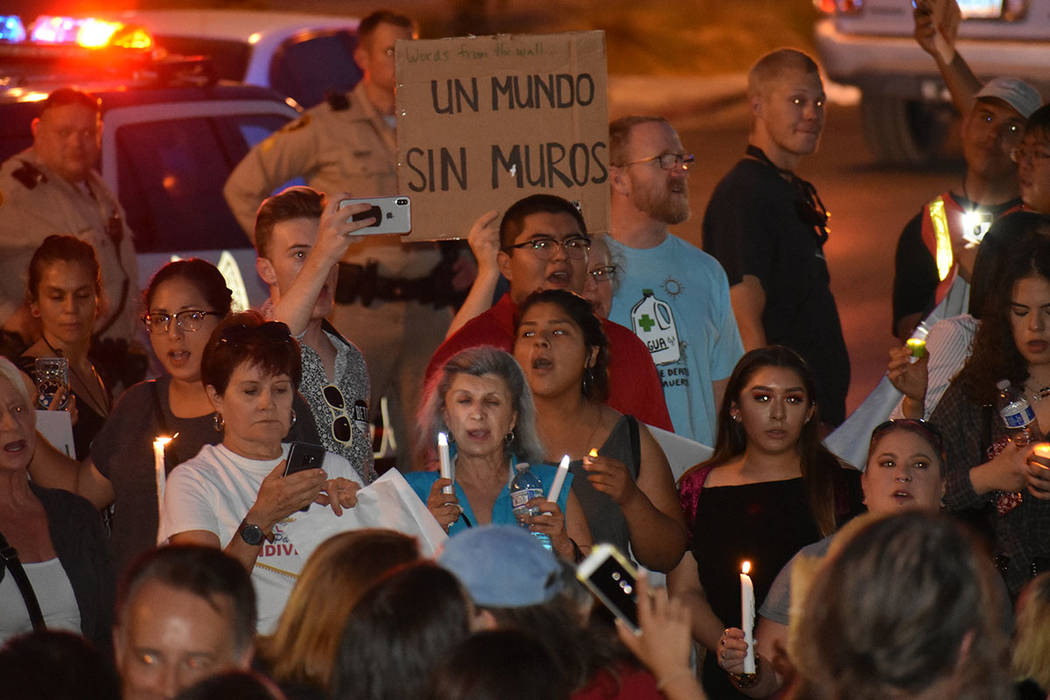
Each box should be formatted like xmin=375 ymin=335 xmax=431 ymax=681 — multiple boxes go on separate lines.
xmin=116 ymin=116 xmax=249 ymax=253
xmin=268 ymin=30 xmax=363 ymax=108
xmin=0 ymin=102 xmax=43 ymax=164
xmin=152 ymin=36 xmax=251 ymax=82
xmin=212 ymin=112 xmax=306 ymax=193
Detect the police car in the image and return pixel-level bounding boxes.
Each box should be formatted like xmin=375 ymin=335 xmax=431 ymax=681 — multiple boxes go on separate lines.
xmin=105 ymin=10 xmax=363 ymax=109
xmin=0 ymin=12 xmax=362 ymax=308
xmin=815 ymin=0 xmax=1050 ymax=165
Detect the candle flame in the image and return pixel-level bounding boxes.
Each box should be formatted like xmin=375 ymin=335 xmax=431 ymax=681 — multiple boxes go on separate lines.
xmin=1035 ymin=443 xmax=1050 ymax=457
xmin=154 ymin=436 xmax=173 ymax=446
xmin=742 ymin=561 xmax=751 ymax=575
xmin=588 ymin=448 xmax=598 ymax=457
xmin=437 ymin=432 xmax=448 ymax=446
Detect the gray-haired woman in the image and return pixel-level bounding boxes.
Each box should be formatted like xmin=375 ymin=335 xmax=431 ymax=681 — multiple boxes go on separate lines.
xmin=406 ymin=346 xmax=591 ymax=562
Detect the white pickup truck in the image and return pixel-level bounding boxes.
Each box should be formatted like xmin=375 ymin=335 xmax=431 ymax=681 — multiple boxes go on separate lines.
xmin=815 ymin=0 xmax=1050 ymax=164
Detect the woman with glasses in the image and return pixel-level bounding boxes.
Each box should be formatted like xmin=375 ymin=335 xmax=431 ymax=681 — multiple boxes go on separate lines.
xmin=18 ymin=235 xmax=110 ymax=460
xmin=581 ymin=234 xmax=618 ymax=320
xmin=717 ymin=418 xmax=946 ymax=697
xmin=667 ymin=346 xmax=862 ymax=699
xmin=512 ymin=289 xmax=686 ymax=571
xmin=159 ymin=312 xmax=361 ymax=633
xmin=930 ymin=233 xmax=1050 ymax=599
xmin=58 ymin=260 xmax=320 ymax=576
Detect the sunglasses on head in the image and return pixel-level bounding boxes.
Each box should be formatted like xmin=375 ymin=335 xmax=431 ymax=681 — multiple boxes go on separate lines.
xmin=218 ymin=321 xmax=295 ymax=346
xmin=870 ymin=418 xmax=945 ymax=455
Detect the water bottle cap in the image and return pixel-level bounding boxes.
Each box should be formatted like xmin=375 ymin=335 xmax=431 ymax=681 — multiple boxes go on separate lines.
xmin=997 ymin=379 xmax=1011 ymax=391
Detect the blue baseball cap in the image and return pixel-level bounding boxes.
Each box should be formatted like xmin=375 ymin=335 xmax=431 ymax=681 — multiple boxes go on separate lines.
xmin=437 ymin=525 xmax=564 ymax=608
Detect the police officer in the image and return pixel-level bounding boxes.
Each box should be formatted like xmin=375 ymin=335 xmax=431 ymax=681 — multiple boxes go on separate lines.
xmin=0 ymin=88 xmax=139 ymax=353
xmin=225 ymin=10 xmax=465 ymax=469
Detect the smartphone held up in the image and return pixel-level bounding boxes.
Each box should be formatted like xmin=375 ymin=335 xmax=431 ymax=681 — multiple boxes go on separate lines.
xmin=339 ymin=196 xmax=412 ymax=236
xmin=577 ymin=544 xmax=640 ymax=634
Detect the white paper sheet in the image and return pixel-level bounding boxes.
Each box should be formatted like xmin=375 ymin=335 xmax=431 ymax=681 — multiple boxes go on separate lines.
xmin=283 ymin=468 xmax=448 ymax=561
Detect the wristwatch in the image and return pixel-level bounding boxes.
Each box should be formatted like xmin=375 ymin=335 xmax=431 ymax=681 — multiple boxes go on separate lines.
xmin=239 ymin=519 xmax=266 ymax=546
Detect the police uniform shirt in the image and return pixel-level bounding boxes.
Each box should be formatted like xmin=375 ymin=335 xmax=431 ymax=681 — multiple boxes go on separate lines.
xmin=0 ymin=148 xmax=139 ymax=342
xmin=224 ymin=82 xmax=439 ymax=278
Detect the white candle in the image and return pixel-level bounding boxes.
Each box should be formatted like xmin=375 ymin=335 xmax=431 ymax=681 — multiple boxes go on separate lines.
xmin=547 ymin=454 xmax=571 ymax=503
xmin=437 ymin=432 xmax=453 ymax=495
xmin=741 ymin=560 xmax=756 ymax=674
xmin=153 ymin=436 xmax=173 ymax=516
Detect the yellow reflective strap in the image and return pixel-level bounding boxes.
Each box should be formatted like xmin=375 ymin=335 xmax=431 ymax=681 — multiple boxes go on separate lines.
xmin=928 ymin=197 xmax=952 ymax=282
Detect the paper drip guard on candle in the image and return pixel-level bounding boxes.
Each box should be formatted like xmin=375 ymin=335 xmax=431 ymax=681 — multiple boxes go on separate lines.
xmin=740 ymin=560 xmax=756 ymax=674
xmin=547 ymin=454 xmax=571 ymax=503
xmin=437 ymin=432 xmax=454 ymax=494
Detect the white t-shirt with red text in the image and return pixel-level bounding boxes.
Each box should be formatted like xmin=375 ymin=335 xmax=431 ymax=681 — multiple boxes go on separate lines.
xmin=159 ymin=442 xmax=361 ymax=633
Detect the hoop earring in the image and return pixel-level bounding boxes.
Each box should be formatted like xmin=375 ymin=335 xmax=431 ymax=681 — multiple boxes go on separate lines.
xmin=213 ymin=413 xmax=224 ymax=433
xmin=504 ymin=429 xmax=515 ymax=446
xmin=582 ymin=368 xmax=594 ymax=397
xmin=290 ymin=409 xmax=296 ymax=427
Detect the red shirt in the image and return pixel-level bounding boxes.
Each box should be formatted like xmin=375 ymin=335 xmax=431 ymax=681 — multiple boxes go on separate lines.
xmin=425 ymin=294 xmax=673 ymax=431
xmin=572 ymin=665 xmax=663 ymax=700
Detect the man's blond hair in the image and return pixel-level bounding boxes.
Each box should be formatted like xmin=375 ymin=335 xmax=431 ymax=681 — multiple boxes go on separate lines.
xmin=747 ymin=48 xmax=820 ymax=100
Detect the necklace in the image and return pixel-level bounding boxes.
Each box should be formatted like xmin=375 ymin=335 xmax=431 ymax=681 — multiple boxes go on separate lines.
xmin=1031 ymin=387 xmax=1050 ymax=402
xmin=1022 ymin=380 xmax=1050 ymax=402
xmin=41 ymin=335 xmax=111 ymax=416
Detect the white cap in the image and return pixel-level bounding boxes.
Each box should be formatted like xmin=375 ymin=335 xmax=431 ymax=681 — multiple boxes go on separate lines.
xmin=975 ymin=77 xmax=1043 ymax=120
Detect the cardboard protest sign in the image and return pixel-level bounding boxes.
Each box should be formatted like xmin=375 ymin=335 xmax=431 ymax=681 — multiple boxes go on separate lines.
xmin=395 ymin=31 xmax=610 ymax=240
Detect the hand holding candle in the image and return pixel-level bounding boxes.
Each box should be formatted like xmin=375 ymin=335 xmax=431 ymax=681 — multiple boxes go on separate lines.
xmin=1027 ymin=442 xmax=1050 ymax=470
xmin=438 ymin=432 xmax=454 ymax=495
xmin=547 ymin=454 xmax=571 ymax=503
xmin=1025 ymin=443 xmax=1050 ymax=500
xmin=905 ymin=337 xmax=927 ymax=361
xmin=740 ymin=560 xmax=756 ymax=674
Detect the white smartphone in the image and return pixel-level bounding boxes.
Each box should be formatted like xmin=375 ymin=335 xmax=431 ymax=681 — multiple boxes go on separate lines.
xmin=338 ymin=196 xmax=412 ymax=235
xmin=576 ymin=543 xmax=640 ymax=634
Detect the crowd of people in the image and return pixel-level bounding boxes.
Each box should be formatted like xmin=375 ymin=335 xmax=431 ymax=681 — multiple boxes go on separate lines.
xmin=0 ymin=4 xmax=1049 ymax=700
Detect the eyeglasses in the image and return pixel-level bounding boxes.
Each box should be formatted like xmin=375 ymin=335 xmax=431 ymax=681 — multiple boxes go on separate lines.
xmin=1010 ymin=146 xmax=1050 ymax=165
xmin=142 ymin=310 xmax=221 ymax=334
xmin=870 ymin=419 xmax=945 ymax=455
xmin=793 ymin=178 xmax=830 ymax=244
xmin=588 ymin=265 xmax=617 ymax=283
xmin=322 ymin=384 xmax=353 ymax=445
xmin=618 ymin=152 xmax=694 ymax=171
xmin=505 ymin=236 xmax=592 ymax=260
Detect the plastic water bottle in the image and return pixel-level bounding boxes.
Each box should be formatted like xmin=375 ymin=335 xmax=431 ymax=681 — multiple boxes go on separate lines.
xmin=510 ymin=464 xmax=551 ymax=550
xmin=997 ymin=379 xmax=1036 ymax=446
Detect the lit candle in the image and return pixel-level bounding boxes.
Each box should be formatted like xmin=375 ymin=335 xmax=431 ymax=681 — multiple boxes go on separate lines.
xmin=740 ymin=560 xmax=756 ymax=674
xmin=153 ymin=436 xmax=173 ymax=516
xmin=547 ymin=454 xmax=571 ymax=503
xmin=905 ymin=337 xmax=926 ymax=361
xmin=1029 ymin=442 xmax=1050 ymax=470
xmin=437 ymin=432 xmax=453 ymax=494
